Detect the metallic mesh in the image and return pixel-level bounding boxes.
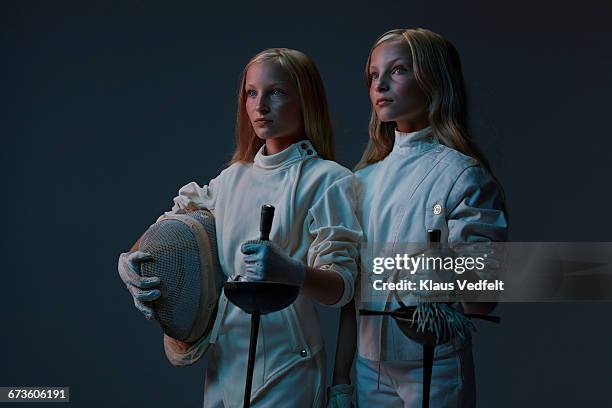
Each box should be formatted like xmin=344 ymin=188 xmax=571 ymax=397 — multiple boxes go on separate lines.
xmin=139 ymin=210 xmax=218 ymax=341
xmin=189 ymin=210 xmax=219 ymax=268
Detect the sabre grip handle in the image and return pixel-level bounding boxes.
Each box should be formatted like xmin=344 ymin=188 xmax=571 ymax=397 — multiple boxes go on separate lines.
xmin=259 ymin=204 xmax=275 ymax=241
xmin=427 ymin=229 xmax=441 ymax=245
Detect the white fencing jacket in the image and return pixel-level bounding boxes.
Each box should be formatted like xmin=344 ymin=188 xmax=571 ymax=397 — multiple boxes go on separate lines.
xmin=162 ymin=140 xmax=362 ymax=406
xmin=355 ymin=127 xmax=508 ymax=361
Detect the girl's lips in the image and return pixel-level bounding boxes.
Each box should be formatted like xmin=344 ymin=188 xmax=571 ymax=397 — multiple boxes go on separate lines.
xmin=376 ymin=98 xmax=392 ymax=106
xmin=254 ymin=118 xmax=272 ymax=125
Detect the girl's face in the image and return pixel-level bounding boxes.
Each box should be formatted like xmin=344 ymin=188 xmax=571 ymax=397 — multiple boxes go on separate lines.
xmin=368 ymin=40 xmax=429 ymax=132
xmin=245 ymin=61 xmax=303 ymax=153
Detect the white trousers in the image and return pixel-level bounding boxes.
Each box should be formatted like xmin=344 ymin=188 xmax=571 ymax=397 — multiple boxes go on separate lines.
xmin=356 ymin=347 xmax=475 ymax=408
xmin=202 ymin=350 xmax=326 ymax=408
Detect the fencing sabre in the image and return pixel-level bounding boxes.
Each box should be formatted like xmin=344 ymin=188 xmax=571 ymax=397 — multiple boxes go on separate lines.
xmin=223 ymin=205 xmax=300 ymax=408
xmin=360 ymin=229 xmax=500 ymax=408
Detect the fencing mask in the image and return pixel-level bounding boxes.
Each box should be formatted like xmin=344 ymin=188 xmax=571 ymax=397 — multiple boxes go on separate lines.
xmin=139 ymin=209 xmax=223 ymax=343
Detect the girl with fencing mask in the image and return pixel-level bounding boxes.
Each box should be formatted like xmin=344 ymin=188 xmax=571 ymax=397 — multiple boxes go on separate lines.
xmin=328 ymin=29 xmax=508 ymax=408
xmin=118 ymin=48 xmax=362 ymax=407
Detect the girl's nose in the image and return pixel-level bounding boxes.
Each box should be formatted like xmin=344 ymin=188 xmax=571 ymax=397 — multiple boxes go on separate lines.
xmin=375 ymin=78 xmax=389 ymax=92
xmin=256 ymin=98 xmax=270 ymax=113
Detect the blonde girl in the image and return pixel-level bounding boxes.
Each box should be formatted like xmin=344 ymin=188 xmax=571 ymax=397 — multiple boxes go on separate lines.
xmin=119 ymin=48 xmax=362 ymax=407
xmin=329 ymin=29 xmax=508 ymax=408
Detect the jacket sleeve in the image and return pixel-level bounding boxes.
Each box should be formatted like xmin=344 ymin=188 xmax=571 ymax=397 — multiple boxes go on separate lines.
xmin=307 ymin=174 xmax=363 ymax=307
xmin=446 ymin=165 xmax=508 ymax=280
xmin=159 ymin=176 xmax=219 ymax=220
xmin=163 ymin=333 xmax=211 ymax=366
xmin=446 ymin=165 xmax=507 ymax=242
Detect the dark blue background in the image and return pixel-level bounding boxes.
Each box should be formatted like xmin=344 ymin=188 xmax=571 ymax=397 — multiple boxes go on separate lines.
xmin=3 ymin=0 xmax=612 ymax=406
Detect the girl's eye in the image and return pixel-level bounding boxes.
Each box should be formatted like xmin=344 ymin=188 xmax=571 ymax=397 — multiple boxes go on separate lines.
xmin=369 ymin=72 xmax=379 ymax=81
xmin=271 ymin=88 xmax=285 ymax=96
xmin=392 ymin=66 xmax=407 ymax=75
xmin=246 ymin=89 xmax=257 ymax=97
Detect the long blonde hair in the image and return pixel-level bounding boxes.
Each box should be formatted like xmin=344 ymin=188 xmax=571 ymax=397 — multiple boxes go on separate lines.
xmin=355 ymin=28 xmax=491 ymax=171
xmin=231 ymin=48 xmax=335 ymax=163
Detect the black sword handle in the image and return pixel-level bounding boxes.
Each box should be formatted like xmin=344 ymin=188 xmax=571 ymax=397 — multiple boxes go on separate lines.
xmin=259 ymin=204 xmax=275 ymax=241
xmin=393 ymin=229 xmax=442 ymax=309
xmin=427 ymin=229 xmax=441 ymax=245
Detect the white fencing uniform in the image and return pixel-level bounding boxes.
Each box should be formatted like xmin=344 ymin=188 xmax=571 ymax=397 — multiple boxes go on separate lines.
xmin=162 ymin=140 xmax=362 ymax=408
xmin=355 ymin=127 xmax=508 ymax=407
xmin=356 ymin=345 xmax=475 ymax=408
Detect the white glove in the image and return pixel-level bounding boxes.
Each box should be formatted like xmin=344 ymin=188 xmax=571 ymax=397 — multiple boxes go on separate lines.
xmin=240 ymin=240 xmax=306 ymax=287
xmin=327 ymin=384 xmax=354 ymax=408
xmin=118 ymin=251 xmax=161 ymax=320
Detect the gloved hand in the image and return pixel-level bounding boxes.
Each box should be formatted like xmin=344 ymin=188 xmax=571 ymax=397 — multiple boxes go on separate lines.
xmin=118 ymin=251 xmax=161 ymax=320
xmin=327 ymin=384 xmax=354 ymax=408
xmin=240 ymin=240 xmax=306 ymax=287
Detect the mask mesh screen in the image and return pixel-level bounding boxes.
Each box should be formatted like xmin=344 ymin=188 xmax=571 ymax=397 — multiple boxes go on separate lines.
xmin=139 ymin=211 xmax=218 ymax=341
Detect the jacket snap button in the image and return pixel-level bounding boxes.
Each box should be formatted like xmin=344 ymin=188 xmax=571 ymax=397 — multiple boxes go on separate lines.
xmin=433 ymin=204 xmax=442 ymax=215
xmin=306 ymin=149 xmax=313 ymax=155
xmin=301 ymin=143 xmax=308 ymax=149
xmin=300 ymin=349 xmax=308 ymax=357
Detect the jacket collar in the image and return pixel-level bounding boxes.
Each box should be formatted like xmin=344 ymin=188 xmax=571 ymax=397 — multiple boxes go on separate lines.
xmin=253 ymin=139 xmax=318 ymax=171
xmin=391 ymin=126 xmax=438 ymax=155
